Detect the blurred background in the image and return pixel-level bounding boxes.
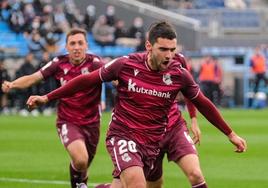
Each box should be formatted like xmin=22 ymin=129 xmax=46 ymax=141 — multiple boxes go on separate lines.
xmin=0 ymin=0 xmax=268 ymax=116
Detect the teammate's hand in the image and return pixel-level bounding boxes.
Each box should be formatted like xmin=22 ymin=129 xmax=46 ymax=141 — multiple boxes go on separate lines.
xmin=190 ymin=117 xmax=201 ymax=145
xmin=228 ymin=131 xmax=247 ymax=153
xmin=1 ymin=81 xmax=12 ymax=93
xmin=27 ymin=95 xmax=49 ymax=110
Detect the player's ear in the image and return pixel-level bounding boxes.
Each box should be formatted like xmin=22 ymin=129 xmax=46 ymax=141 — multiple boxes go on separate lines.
xmin=145 ymin=40 xmax=152 ymax=51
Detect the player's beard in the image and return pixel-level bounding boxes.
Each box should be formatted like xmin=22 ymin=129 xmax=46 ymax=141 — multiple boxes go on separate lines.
xmin=71 ymin=51 xmax=85 ymax=65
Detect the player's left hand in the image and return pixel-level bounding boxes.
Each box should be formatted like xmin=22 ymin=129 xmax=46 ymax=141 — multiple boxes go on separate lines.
xmin=228 ymin=131 xmax=247 ymax=153
xmin=190 ymin=117 xmax=201 ymax=145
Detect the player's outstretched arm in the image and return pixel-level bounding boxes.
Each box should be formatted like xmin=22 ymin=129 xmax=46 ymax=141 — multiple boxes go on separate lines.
xmin=191 ymin=91 xmax=247 ymax=152
xmin=27 ymin=69 xmax=102 ymax=110
xmin=1 ymin=72 xmax=43 ymax=93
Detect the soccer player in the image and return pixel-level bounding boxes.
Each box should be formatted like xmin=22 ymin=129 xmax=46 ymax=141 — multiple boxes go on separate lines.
xmin=2 ymin=28 xmax=104 ymax=188
xmin=27 ymin=21 xmax=247 ymax=188
xmin=95 ymin=54 xmax=202 ymax=188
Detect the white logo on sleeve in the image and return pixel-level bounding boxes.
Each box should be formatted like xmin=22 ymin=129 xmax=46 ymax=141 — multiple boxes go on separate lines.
xmin=163 ymin=73 xmax=172 ymax=85
xmin=134 ymin=69 xmax=139 ymax=76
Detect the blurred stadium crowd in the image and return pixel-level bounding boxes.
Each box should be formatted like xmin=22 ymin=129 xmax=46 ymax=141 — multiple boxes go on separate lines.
xmin=0 ymin=0 xmax=267 ymax=116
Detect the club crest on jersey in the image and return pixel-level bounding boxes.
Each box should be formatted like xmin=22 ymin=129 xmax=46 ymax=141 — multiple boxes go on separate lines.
xmin=163 ymin=73 xmax=172 ymax=85
xmin=81 ymin=67 xmax=89 ymax=74
xmin=134 ymin=69 xmax=139 ymax=76
xmin=64 ymin=68 xmax=69 ymax=75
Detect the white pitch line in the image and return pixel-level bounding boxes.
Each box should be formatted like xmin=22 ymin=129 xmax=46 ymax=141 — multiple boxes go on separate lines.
xmin=0 ymin=177 xmax=98 ymax=187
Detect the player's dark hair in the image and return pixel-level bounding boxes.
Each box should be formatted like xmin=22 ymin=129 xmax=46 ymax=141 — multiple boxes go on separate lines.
xmin=66 ymin=28 xmax=88 ymax=43
xmin=148 ymin=21 xmax=177 ymax=45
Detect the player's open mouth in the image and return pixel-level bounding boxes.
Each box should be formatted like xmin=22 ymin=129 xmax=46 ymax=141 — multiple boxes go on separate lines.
xmin=163 ymin=60 xmax=169 ymax=65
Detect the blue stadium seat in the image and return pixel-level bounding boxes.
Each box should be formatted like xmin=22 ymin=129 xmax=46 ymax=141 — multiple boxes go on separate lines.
xmin=0 ymin=21 xmax=11 ymax=32
xmin=193 ymin=0 xmax=224 ymax=8
xmin=181 ymin=10 xmax=210 ymax=27
xmin=221 ymin=10 xmax=260 ymax=28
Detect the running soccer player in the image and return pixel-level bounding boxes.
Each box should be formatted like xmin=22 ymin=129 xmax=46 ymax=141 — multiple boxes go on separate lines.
xmin=2 ymin=28 xmax=104 ymax=188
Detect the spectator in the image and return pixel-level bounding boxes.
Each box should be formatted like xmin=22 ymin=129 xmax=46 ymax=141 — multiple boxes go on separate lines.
xmin=23 ymin=3 xmax=36 ymax=27
xmin=53 ymin=5 xmax=70 ymax=33
xmin=250 ymin=46 xmax=267 ymax=94
xmin=114 ymin=19 xmax=128 ymax=40
xmin=63 ymin=0 xmax=82 ymax=28
xmin=43 ymin=29 xmax=62 ymax=56
xmin=212 ymin=56 xmax=223 ymax=106
xmin=198 ymin=55 xmax=218 ymax=105
xmin=0 ymin=56 xmax=10 ymax=113
xmin=9 ymin=3 xmax=25 ymax=34
xmin=127 ymin=17 xmax=145 ymax=51
xmin=26 ymin=30 xmax=46 ymax=58
xmin=32 ymin=0 xmax=45 ymax=16
xmin=83 ymin=4 xmax=96 ymax=32
xmin=105 ymin=5 xmax=116 ymax=26
xmin=15 ymin=53 xmax=38 ymax=116
xmin=39 ymin=4 xmax=54 ymax=37
xmin=114 ymin=19 xmax=141 ymax=48
xmin=0 ymin=0 xmax=11 ymax=22
xmin=92 ymin=15 xmax=115 ymax=46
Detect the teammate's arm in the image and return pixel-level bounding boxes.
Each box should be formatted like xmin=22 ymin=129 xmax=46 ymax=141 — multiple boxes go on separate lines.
xmin=2 ymin=71 xmax=43 ymax=93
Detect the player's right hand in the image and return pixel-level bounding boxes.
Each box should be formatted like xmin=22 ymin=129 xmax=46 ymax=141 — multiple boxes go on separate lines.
xmin=27 ymin=95 xmax=49 ymax=110
xmin=1 ymin=81 xmax=12 ymax=93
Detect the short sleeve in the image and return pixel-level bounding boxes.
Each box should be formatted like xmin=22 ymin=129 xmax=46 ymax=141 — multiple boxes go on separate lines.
xmin=39 ymin=57 xmax=59 ymax=79
xmin=100 ymin=57 xmax=125 ymax=82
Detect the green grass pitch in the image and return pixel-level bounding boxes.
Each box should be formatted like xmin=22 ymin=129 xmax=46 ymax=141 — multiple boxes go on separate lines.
xmin=0 ymin=108 xmax=268 ymax=188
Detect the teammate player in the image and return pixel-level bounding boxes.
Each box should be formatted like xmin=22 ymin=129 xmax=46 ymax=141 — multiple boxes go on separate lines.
xmin=27 ymin=21 xmax=247 ymax=188
xmin=2 ymin=28 xmax=104 ymax=188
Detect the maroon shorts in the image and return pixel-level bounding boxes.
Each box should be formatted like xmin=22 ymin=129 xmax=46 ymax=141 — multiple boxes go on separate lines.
xmin=106 ymin=126 xmax=160 ymax=178
xmin=56 ymin=121 xmax=100 ymax=164
xmin=146 ymin=122 xmax=197 ymax=181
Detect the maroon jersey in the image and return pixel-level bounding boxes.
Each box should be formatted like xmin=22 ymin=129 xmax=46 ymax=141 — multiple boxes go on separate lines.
xmin=100 ymin=52 xmax=200 ymax=144
xmin=166 ymin=102 xmax=185 ymax=131
xmin=167 ymin=53 xmax=192 ymax=131
xmin=40 ymin=54 xmax=104 ymax=126
xmin=167 ymin=53 xmax=196 ymax=130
